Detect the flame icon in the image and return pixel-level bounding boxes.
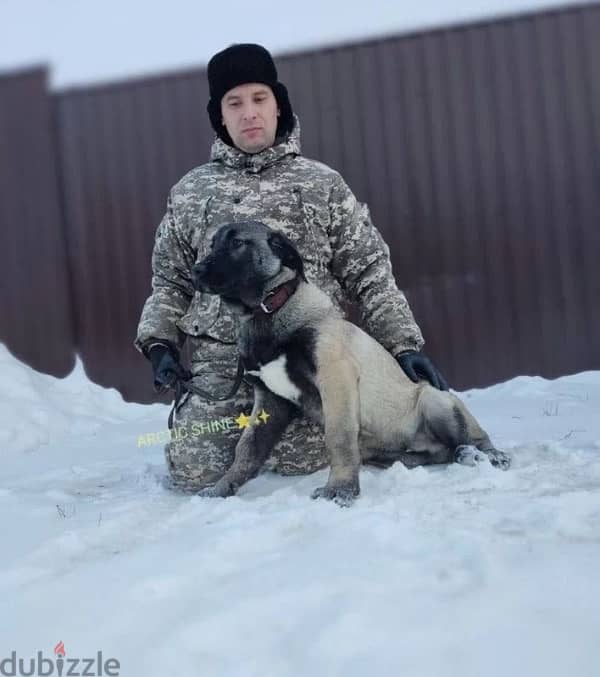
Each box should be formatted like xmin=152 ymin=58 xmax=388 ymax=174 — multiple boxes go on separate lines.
xmin=54 ymin=641 xmax=66 ymax=657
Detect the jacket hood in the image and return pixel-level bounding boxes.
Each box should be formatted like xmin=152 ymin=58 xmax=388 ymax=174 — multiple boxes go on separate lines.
xmin=209 ymin=115 xmax=302 ymax=173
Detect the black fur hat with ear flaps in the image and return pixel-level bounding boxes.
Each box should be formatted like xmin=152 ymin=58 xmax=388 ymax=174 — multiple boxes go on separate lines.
xmin=206 ymin=43 xmax=294 ymax=147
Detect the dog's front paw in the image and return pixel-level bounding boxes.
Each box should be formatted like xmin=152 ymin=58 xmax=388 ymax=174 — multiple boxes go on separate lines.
xmin=311 ymin=481 xmax=360 ymax=507
xmin=197 ymin=478 xmax=235 ymax=498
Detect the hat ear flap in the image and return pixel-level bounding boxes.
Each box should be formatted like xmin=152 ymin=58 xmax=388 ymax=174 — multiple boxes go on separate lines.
xmin=207 ymin=98 xmax=234 ymax=146
xmin=272 ymin=82 xmax=294 ymax=139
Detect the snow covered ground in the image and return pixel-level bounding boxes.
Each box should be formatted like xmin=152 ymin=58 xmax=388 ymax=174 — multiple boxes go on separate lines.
xmin=1 ymin=342 xmax=599 ymax=676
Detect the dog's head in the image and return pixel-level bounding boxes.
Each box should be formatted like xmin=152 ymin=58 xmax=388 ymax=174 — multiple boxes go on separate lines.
xmin=192 ymin=221 xmax=306 ymax=308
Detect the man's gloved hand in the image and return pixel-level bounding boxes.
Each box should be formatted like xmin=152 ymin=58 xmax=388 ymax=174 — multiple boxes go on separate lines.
xmin=146 ymin=343 xmax=189 ymax=394
xmin=396 ymin=349 xmax=449 ymax=391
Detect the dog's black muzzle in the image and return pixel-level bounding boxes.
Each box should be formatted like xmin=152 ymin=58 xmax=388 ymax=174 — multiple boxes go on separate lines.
xmin=192 ymin=255 xmax=268 ymax=302
xmin=192 ymin=257 xmax=229 ymax=294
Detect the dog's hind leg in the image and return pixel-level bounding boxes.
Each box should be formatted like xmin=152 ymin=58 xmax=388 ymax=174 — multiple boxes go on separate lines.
xmin=418 ymin=388 xmax=511 ymax=470
xmin=450 ymin=404 xmax=511 ymax=469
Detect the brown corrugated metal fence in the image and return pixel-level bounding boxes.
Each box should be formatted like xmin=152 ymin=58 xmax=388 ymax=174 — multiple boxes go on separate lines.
xmin=0 ymin=68 xmax=75 ymax=377
xmin=54 ymin=70 xmax=213 ymax=399
xmin=1 ymin=4 xmax=599 ymax=403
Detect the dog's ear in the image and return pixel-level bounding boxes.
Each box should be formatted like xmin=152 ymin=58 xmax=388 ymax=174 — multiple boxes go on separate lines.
xmin=268 ymin=232 xmax=306 ymax=281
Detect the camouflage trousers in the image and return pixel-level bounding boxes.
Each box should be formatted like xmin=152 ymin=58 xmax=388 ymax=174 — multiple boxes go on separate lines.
xmin=165 ymin=377 xmax=328 ymax=492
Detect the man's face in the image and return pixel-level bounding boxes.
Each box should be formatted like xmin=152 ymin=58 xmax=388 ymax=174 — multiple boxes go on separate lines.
xmin=221 ymin=83 xmax=279 ymax=153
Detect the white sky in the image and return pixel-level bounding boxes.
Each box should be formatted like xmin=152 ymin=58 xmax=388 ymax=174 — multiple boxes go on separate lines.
xmin=1 ymin=0 xmax=586 ymax=89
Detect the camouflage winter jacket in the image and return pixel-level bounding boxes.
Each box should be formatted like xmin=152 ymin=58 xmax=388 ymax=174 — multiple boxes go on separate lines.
xmin=135 ymin=117 xmax=424 ymax=366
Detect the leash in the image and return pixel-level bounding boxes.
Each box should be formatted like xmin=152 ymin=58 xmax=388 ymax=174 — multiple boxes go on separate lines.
xmin=167 ymin=356 xmax=246 ymax=429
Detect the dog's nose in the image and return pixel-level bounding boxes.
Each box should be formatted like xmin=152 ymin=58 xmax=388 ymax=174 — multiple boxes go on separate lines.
xmin=192 ymin=261 xmax=209 ymax=291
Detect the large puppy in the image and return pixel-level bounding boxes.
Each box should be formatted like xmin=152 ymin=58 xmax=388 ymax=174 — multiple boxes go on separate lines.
xmin=193 ymin=221 xmax=510 ymax=505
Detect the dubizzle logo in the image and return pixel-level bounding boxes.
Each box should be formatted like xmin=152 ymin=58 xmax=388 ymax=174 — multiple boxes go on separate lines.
xmin=0 ymin=642 xmax=120 ymax=676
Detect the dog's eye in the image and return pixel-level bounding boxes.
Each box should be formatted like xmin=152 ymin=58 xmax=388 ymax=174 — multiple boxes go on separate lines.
xmin=230 ymin=237 xmax=244 ymax=249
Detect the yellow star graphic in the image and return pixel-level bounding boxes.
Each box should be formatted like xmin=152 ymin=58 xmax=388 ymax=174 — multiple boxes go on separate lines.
xmin=235 ymin=412 xmax=252 ymax=429
xmin=258 ymin=409 xmax=270 ymax=425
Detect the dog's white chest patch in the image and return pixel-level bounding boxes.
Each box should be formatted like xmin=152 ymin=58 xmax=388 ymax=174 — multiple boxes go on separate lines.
xmin=246 ymin=354 xmax=301 ymax=403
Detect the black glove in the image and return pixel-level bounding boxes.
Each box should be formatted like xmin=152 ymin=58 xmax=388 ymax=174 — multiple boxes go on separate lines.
xmin=396 ymin=350 xmax=449 ymax=391
xmin=146 ymin=343 xmax=189 ymax=394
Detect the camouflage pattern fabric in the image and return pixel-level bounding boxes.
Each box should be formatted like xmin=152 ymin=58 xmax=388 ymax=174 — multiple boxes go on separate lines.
xmin=165 ymin=376 xmax=328 ymax=492
xmin=136 ymin=116 xmax=424 ymax=489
